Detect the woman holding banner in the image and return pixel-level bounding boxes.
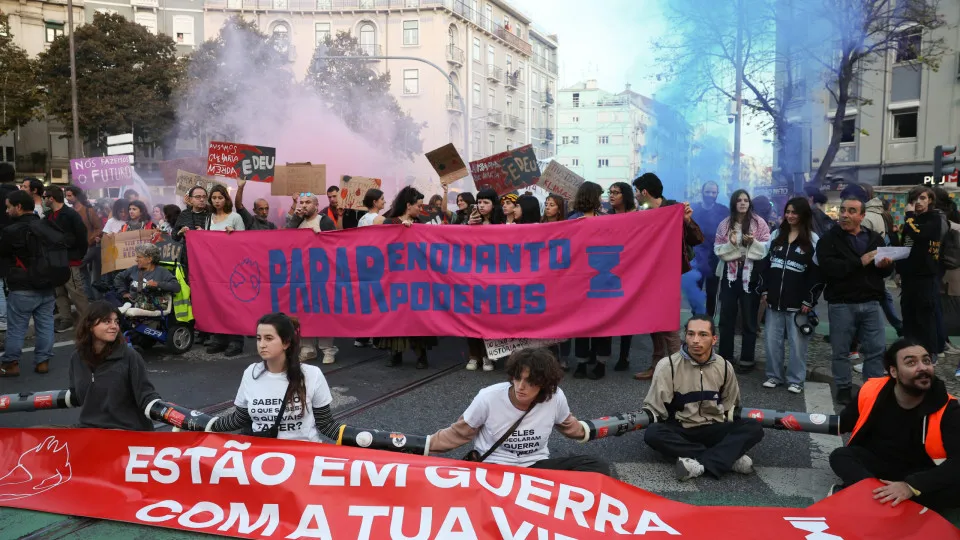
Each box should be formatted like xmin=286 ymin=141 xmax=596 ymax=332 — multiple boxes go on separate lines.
xmin=569 ymin=182 xmax=614 ymax=380
xmin=210 ymin=313 xmax=345 ymax=441
xmin=501 ymin=193 xmax=519 ymax=224
xmin=68 ymin=301 xmax=162 ymax=431
xmin=466 ymin=188 xmax=506 ymax=371
xmin=541 ymin=194 xmax=566 ymax=224
xmin=205 ymin=185 xmax=246 ymax=357
xmin=120 ymin=201 xmax=157 ymax=232
xmin=375 ymin=187 xmax=438 ymax=369
xmin=607 ymin=182 xmax=639 ymax=372
xmin=514 ymin=195 xmax=541 ymax=224
xmin=359 ymin=188 xmax=387 ymax=227
xmin=451 ymin=192 xmax=476 ymax=225
xmin=429 ymin=348 xmax=609 ymax=475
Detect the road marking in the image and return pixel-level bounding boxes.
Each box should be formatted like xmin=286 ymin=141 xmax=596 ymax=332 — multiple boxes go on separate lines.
xmin=12 ymin=340 xmax=76 ymax=354
xmin=613 ymin=462 xmax=701 ymax=492
xmin=754 ymin=466 xmax=837 ymax=499
xmin=804 ymin=381 xmax=842 ymax=470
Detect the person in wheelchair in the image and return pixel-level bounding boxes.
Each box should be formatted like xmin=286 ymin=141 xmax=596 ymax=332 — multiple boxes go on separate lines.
xmin=113 ymin=243 xmax=180 ymax=318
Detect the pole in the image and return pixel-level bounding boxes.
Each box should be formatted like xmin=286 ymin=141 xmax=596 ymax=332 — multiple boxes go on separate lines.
xmin=732 ymin=0 xmax=743 ymax=186
xmin=66 ymin=0 xmax=81 ymax=159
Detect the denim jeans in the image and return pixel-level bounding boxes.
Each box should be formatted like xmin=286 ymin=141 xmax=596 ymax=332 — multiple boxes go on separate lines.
xmin=764 ymin=308 xmax=809 ymax=386
xmin=681 ymin=268 xmax=707 ymax=315
xmin=881 ymin=288 xmax=903 ymax=335
xmin=829 ymin=302 xmax=885 ymax=389
xmin=0 ymin=278 xmax=6 ymax=326
xmin=3 ymin=289 xmax=56 ymax=366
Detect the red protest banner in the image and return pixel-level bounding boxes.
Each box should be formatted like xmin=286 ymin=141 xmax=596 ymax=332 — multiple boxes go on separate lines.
xmin=0 ymin=428 xmax=955 ymax=539
xmin=469 ymin=144 xmax=541 ymax=195
xmin=206 ymin=141 xmax=276 ymax=183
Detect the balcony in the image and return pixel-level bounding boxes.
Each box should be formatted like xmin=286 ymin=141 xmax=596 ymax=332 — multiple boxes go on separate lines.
xmin=538 ymin=128 xmax=554 ymax=141
xmin=532 ymin=54 xmax=558 ymax=75
xmin=504 ymin=70 xmax=520 ymax=90
xmin=446 ymin=45 xmax=464 ymax=67
xmin=505 ymin=115 xmax=519 ymax=130
xmin=486 ymin=109 xmax=502 ymax=126
xmin=539 ymin=91 xmax=554 ymax=106
xmin=486 ymin=64 xmax=502 ymax=83
xmin=446 ymin=93 xmax=464 ymax=113
xmin=597 ymin=96 xmax=629 ymax=107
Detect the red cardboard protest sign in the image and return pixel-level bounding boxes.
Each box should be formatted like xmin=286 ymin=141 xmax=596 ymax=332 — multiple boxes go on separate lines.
xmin=206 ymin=141 xmax=276 ymax=183
xmin=469 ymin=144 xmax=541 ymax=195
xmin=0 ymin=428 xmax=956 ymax=540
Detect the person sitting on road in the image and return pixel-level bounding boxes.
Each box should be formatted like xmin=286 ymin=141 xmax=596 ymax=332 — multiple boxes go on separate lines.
xmin=642 ymin=315 xmax=764 ymax=481
xmin=428 ymin=347 xmax=611 ymax=475
xmin=68 ymin=301 xmax=162 ymax=431
xmin=828 ymin=339 xmax=960 ymax=513
xmin=113 ymin=243 xmax=180 ymax=318
xmin=210 ymin=312 xmax=345 ymax=441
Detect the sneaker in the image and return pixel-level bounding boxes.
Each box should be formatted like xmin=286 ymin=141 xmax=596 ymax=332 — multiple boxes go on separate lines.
xmin=853 ymin=363 xmax=864 ymax=374
xmin=573 ymin=362 xmax=588 ymax=379
xmin=466 ymin=358 xmax=479 ymax=371
xmin=482 ymin=357 xmax=495 ymax=372
xmin=787 ymin=383 xmax=803 ymax=394
xmin=34 ymin=361 xmax=49 ymax=374
xmin=223 ymin=345 xmax=243 ymax=358
xmin=560 ymin=359 xmax=569 ymax=371
xmin=206 ymin=343 xmax=227 ymax=354
xmin=416 ymin=356 xmax=428 ymax=369
xmin=0 ymin=362 xmax=19 ymax=377
xmin=827 ymin=484 xmax=842 ymax=497
xmin=0 ymin=320 xmax=7 ymax=332
xmin=322 ymin=351 xmax=336 ymax=365
xmin=675 ymin=457 xmax=705 ymax=481
xmin=55 ymin=320 xmax=74 ymax=333
xmin=944 ymin=342 xmax=960 ymax=356
xmin=353 ymin=340 xmax=369 ymax=348
xmin=299 ymin=346 xmax=317 ymax=363
xmin=762 ymin=378 xmax=780 ymax=389
xmin=731 ymin=454 xmax=755 ymax=475
xmin=955 ymin=367 xmax=960 ymax=379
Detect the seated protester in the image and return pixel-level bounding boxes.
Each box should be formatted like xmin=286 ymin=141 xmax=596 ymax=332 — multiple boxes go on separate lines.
xmin=68 ymin=301 xmax=161 ymax=430
xmin=210 ymin=313 xmax=344 ymax=441
xmin=643 ymin=315 xmax=763 ymax=481
xmin=113 ymin=243 xmax=180 ymax=317
xmin=829 ymin=339 xmax=960 ymax=512
xmin=428 ymin=348 xmax=610 ymax=475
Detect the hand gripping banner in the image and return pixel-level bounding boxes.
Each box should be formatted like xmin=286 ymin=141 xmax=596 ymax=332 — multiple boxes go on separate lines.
xmin=186 ymin=207 xmax=683 ymax=338
xmin=0 ymin=429 xmax=956 ymax=539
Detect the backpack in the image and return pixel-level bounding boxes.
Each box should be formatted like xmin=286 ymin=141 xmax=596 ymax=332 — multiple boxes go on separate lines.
xmin=942 ymin=225 xmax=960 ymax=270
xmin=24 ymin=219 xmax=71 ymax=289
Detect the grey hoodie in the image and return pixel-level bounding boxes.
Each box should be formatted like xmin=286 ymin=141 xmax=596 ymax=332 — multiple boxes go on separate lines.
xmin=863 ymin=198 xmax=888 ymax=240
xmin=69 ymin=344 xmax=160 ymax=431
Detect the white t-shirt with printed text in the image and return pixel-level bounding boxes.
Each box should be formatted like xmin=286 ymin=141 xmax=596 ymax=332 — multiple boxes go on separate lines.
xmin=462 ymin=382 xmax=571 ymax=467
xmin=234 ymin=363 xmax=333 ymax=442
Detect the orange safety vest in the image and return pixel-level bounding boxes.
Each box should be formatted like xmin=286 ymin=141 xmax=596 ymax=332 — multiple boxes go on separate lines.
xmin=849 ymin=376 xmax=955 ymax=464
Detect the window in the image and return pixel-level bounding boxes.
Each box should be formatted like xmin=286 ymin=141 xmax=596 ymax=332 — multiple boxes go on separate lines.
xmin=598 ymin=159 xmax=609 ymax=168
xmin=572 ymin=116 xmax=579 ymax=123
xmin=506 ymin=96 xmax=512 ymax=115
xmin=895 ymin=28 xmax=921 ymax=63
xmin=506 ymin=139 xmax=513 ymax=151
xmin=271 ymin=22 xmax=290 ymax=55
xmin=315 ymin=22 xmax=331 ymax=47
xmin=172 ymin=15 xmax=194 ymax=45
xmin=571 ymin=136 xmax=579 ymax=144
xmin=95 ymin=8 xmax=118 ymax=15
xmin=402 ymin=20 xmax=419 ymax=46
xmin=487 ymin=45 xmax=494 ymax=66
xmin=892 ymin=108 xmax=918 ymax=139
xmin=488 ymin=89 xmax=495 ymax=109
xmin=839 ymin=117 xmax=857 ymax=144
xmin=572 ymin=92 xmax=580 ymax=108
xmin=505 ymin=54 xmax=512 ymax=74
xmin=489 ymin=134 xmax=496 ymax=155
xmin=359 ymin=22 xmax=376 ymax=56
xmin=134 ymin=12 xmax=158 ymax=35
xmin=598 ymin=136 xmax=609 ymax=144
xmin=403 ymin=69 xmax=419 ymax=94
xmin=473 ymin=83 xmax=481 ymax=106
xmin=273 ymin=0 xmax=287 ymax=8
xmin=473 ymin=38 xmax=481 ymax=63
xmin=561 ymin=136 xmax=569 ymax=145
xmin=45 ymin=22 xmax=64 ymax=43
xmin=473 ymin=130 xmax=481 ymax=151
xmin=571 ymin=158 xmax=579 ymax=167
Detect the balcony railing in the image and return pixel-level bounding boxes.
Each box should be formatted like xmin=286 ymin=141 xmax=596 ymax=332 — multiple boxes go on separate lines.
xmin=505 ymin=115 xmax=519 ymax=130
xmin=446 ymin=93 xmax=463 ymax=113
xmin=532 ymin=54 xmax=558 ymax=75
xmin=359 ymin=43 xmax=382 ymax=58
xmin=504 ymin=70 xmax=520 ymax=89
xmin=446 ymin=44 xmax=464 ymax=66
xmin=486 ymin=64 xmax=502 ymax=83
xmin=538 ymin=91 xmax=554 ymax=106
xmin=597 ymin=96 xmax=629 ymax=107
xmin=538 ymin=128 xmax=554 ymax=141
xmin=486 ymin=109 xmax=502 ymax=125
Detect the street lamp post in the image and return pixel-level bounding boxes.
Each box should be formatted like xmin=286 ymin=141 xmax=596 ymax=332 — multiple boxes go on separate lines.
xmin=66 ymin=0 xmax=81 ymax=159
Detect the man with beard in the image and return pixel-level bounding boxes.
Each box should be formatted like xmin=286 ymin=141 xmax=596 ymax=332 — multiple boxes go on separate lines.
xmin=234 ymin=180 xmax=277 ymax=230
xmin=691 ymin=181 xmax=728 ymax=316
xmin=828 ymin=339 xmax=960 ymax=513
xmin=897 ymin=186 xmax=943 ymax=359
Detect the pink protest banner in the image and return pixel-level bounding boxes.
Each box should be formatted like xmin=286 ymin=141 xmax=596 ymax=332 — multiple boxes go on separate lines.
xmin=186 ymin=206 xmax=683 ymax=338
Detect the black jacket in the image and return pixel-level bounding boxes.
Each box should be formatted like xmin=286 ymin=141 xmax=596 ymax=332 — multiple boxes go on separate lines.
xmin=0 ymin=213 xmax=43 ymax=291
xmin=816 ymin=225 xmax=892 ymax=304
xmin=756 ymin=230 xmax=824 ymax=310
xmin=898 ymin=210 xmax=943 ymax=277
xmin=46 ymin=205 xmax=88 ymax=262
xmin=0 ymin=183 xmax=19 ymax=231
xmin=840 ymin=377 xmax=960 ymax=495
xmin=69 ymin=344 xmax=161 ymax=431
xmin=237 ymin=207 xmax=277 ymax=230
xmin=173 ymin=209 xmax=211 ymax=241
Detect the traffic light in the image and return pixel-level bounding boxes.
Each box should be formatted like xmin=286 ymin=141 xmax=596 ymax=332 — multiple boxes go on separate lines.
xmin=935 ymin=145 xmax=958 ymax=183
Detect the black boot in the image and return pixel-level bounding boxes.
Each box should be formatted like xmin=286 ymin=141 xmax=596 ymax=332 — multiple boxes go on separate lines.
xmin=387 ymin=352 xmax=402 ymax=367
xmin=206 ymin=342 xmax=227 ymax=354
xmin=573 ymin=362 xmax=588 ymax=379
xmin=613 ymin=357 xmax=629 ymax=371
xmin=416 ymin=352 xmax=428 ymax=369
xmin=588 ymin=363 xmax=606 ymax=380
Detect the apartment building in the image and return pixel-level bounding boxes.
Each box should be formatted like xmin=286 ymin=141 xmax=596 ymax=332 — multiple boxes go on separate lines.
xmin=555 ymin=80 xmax=691 ymax=193
xmin=0 ymin=0 xmax=85 ymax=180
xmin=83 ymin=0 xmax=204 ymax=56
xmin=527 ymin=25 xmax=557 ymax=162
xmin=775 ymin=0 xmax=960 ymax=189
xmin=202 ymin=0 xmax=556 ymax=171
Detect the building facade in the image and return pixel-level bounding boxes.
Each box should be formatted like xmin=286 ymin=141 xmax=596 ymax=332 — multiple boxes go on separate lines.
xmin=527 ymin=25 xmax=557 ymax=161
xmin=202 ymin=0 xmax=556 ymax=171
xmin=775 ymin=0 xmax=960 ymax=189
xmin=555 ymin=80 xmax=691 ymax=194
xmin=83 ymin=0 xmax=204 ymax=56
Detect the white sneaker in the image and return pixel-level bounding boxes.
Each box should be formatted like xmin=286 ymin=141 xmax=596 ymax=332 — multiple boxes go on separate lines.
xmin=0 ymin=320 xmax=6 ymax=332
xmin=853 ymin=363 xmax=864 ymax=374
xmin=482 ymin=357 xmax=495 ymax=372
xmin=787 ymin=384 xmax=803 ymax=394
xmin=762 ymin=378 xmax=780 ymax=388
xmin=322 ymin=351 xmax=336 ymax=365
xmin=299 ymin=345 xmax=317 ymax=363
xmin=943 ymin=343 xmax=960 ymax=356
xmin=731 ymin=454 xmax=755 ymax=475
xmin=675 ymin=457 xmax=705 ymax=481
xmin=466 ymin=358 xmax=479 ymax=371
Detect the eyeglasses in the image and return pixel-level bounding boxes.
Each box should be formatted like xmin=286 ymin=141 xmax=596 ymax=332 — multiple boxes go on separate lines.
xmin=609 ymin=190 xmax=622 ymax=195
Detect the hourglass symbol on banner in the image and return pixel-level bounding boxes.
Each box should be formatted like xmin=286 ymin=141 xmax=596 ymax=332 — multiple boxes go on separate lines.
xmin=585 ymin=246 xmax=625 ymax=299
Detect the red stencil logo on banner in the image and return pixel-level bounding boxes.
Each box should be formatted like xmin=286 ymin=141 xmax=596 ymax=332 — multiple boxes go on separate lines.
xmin=33 ymin=395 xmax=53 ymax=409
xmin=747 ymin=409 xmax=764 ymax=422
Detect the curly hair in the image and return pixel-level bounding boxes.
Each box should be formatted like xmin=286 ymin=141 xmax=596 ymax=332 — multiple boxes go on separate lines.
xmin=505 ymin=347 xmax=564 ymax=404
xmin=572 ymin=181 xmax=603 ymax=214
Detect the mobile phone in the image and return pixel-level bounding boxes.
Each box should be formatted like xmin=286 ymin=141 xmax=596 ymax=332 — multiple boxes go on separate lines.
xmin=469 ymin=204 xmax=478 ymax=215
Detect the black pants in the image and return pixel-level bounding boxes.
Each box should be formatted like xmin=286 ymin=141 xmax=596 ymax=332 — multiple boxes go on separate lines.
xmin=829 ymin=445 xmax=960 ymax=512
xmin=575 ymin=337 xmax=612 ymax=360
xmin=901 ymin=276 xmax=939 ymax=357
xmin=644 ymin=419 xmax=764 ymax=478
xmin=718 ymin=276 xmax=760 ymax=367
xmin=213 ymin=334 xmax=244 ymax=349
xmin=530 ymin=455 xmax=611 ymax=476
xmin=705 ymin=274 xmax=720 ymax=317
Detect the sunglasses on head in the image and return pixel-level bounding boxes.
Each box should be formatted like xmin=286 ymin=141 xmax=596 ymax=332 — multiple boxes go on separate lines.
xmin=299 ymin=192 xmax=315 ymax=198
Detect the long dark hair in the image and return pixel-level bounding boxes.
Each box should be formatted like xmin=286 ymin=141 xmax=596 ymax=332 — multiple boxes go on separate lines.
xmin=475 ymin=188 xmax=506 ymax=224
xmin=209 ymin=184 xmax=234 ymax=214
xmin=163 ymin=204 xmax=181 ymax=226
xmin=111 ymin=198 xmax=128 ymax=221
xmin=75 ymin=301 xmax=125 ymax=369
xmin=542 ymin=194 xmax=566 ymax=223
xmin=64 ymin=185 xmax=90 ymax=206
xmin=611 ymin=182 xmax=636 ymax=212
xmin=128 ymin=200 xmax=150 ymax=224
xmin=516 ymin=195 xmax=542 ymax=224
xmin=386 ymin=186 xmax=424 ymax=219
xmin=729 ymin=189 xmax=754 ymax=235
xmin=254 ymin=313 xmax=307 ymax=417
xmin=773 ymin=197 xmax=814 ymax=252
xmin=573 ymin=181 xmax=603 ymax=214
xmin=455 ymin=192 xmax=477 ymax=222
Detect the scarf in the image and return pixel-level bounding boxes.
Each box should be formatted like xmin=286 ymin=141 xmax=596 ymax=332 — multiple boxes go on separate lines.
xmin=715 ymin=214 xmax=770 ymax=291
